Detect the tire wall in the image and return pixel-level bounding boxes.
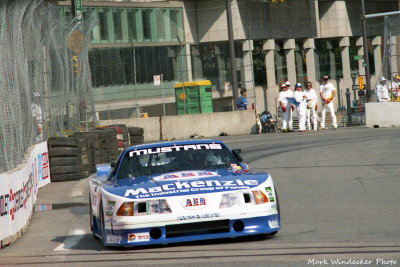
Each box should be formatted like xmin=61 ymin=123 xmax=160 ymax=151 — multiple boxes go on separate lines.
xmin=0 ymin=142 xmax=50 ymax=248
xmin=47 ymin=124 xmax=142 ymax=183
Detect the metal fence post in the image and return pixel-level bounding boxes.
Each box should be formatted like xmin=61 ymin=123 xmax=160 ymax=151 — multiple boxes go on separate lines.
xmin=346 ymin=88 xmax=352 ymax=127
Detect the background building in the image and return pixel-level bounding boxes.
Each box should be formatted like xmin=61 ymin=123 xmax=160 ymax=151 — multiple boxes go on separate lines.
xmin=58 ymin=0 xmax=399 ymax=119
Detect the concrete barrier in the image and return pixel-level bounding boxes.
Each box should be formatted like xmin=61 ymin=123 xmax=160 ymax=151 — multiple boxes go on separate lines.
xmin=0 ymin=142 xmax=50 ymax=248
xmin=365 ymin=103 xmax=400 ymax=128
xmin=161 ymin=111 xmax=257 ymax=140
xmin=100 ymin=117 xmax=160 ymax=142
xmin=100 ymin=111 xmax=257 ymax=142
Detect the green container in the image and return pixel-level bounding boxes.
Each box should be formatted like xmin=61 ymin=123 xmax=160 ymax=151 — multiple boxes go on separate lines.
xmin=174 ymin=80 xmax=213 ymax=115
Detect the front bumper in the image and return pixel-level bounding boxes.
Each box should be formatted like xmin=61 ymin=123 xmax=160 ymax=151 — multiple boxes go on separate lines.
xmin=103 ymin=214 xmax=280 ymax=247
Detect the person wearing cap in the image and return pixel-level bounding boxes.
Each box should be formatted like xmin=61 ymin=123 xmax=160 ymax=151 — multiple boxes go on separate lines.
xmin=319 ymin=75 xmax=338 ymax=129
xmin=237 ymin=89 xmax=248 ymax=110
xmin=32 ymin=92 xmax=43 ymax=141
xmin=278 ymin=83 xmax=294 ymax=132
xmin=285 ymin=81 xmax=294 ymax=129
xmin=376 ymin=77 xmax=390 ymax=102
xmin=390 ymin=74 xmax=400 ymax=100
xmin=304 ymin=81 xmax=318 ymax=131
xmin=294 ymin=83 xmax=307 ymax=132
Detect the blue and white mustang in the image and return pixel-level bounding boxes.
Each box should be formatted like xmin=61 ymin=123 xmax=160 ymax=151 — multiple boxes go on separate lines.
xmin=89 ymin=139 xmax=280 ymax=247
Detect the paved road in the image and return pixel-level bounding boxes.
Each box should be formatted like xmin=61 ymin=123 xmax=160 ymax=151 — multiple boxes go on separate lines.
xmin=1 ymin=128 xmax=400 ymax=266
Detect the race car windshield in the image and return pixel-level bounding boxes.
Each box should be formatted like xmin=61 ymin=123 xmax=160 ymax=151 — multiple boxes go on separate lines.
xmin=117 ymin=143 xmax=241 ymax=179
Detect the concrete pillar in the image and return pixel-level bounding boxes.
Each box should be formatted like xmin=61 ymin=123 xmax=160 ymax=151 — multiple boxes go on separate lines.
xmin=242 ymin=40 xmax=254 ymax=91
xmin=327 ymin=41 xmax=336 ymax=78
xmin=168 ymin=46 xmax=179 ymax=81
xmin=356 ymin=37 xmax=365 ymax=76
xmin=339 ymin=37 xmax=351 ymax=110
xmin=304 ymin=38 xmax=316 ymax=83
xmin=372 ymin=36 xmax=382 ymax=78
xmin=340 ymin=37 xmax=351 ymax=81
xmin=191 ymin=45 xmax=203 ymax=80
xmin=263 ymin=39 xmax=278 ymax=116
xmin=186 ymin=44 xmax=193 ymax=82
xmin=284 ymin=39 xmax=296 ymax=84
xmin=215 ymin=45 xmax=227 ymax=91
xmin=390 ymin=36 xmax=398 ymax=75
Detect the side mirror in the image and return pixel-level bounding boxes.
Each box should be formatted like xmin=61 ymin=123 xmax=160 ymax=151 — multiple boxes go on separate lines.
xmin=96 ymin=163 xmax=112 ymax=176
xmin=232 ymin=148 xmax=243 ymax=162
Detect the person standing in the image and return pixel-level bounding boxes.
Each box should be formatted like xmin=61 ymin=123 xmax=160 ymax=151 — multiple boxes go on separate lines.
xmin=319 ymin=75 xmax=337 ymax=129
xmin=304 ymin=81 xmax=318 ymax=131
xmin=285 ymin=81 xmax=294 ymax=130
xmin=376 ymin=77 xmax=390 ymax=102
xmin=294 ymin=83 xmax=307 ymax=132
xmin=278 ymin=83 xmax=294 ymax=132
xmin=32 ymin=92 xmax=43 ymax=142
xmin=237 ymin=89 xmax=248 ymax=110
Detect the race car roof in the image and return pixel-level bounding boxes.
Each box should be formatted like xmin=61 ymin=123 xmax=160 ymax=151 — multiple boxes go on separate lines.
xmin=126 ymin=139 xmax=225 ymax=152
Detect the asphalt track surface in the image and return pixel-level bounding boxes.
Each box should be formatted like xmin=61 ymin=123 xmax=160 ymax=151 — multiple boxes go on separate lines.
xmin=1 ymin=127 xmax=400 ymax=267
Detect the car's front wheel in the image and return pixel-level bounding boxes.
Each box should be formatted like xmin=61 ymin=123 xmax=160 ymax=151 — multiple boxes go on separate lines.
xmin=99 ymin=201 xmax=106 ymax=242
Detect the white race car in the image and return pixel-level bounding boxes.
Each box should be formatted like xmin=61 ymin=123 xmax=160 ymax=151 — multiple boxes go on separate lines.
xmin=89 ymin=139 xmax=280 ymax=246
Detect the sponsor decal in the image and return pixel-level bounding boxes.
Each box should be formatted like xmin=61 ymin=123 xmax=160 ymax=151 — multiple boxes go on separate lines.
xmin=127 ymin=232 xmax=150 ymax=243
xmin=268 ymin=220 xmax=279 ymax=229
xmin=129 ymin=143 xmax=222 ymax=157
xmin=41 ymin=152 xmax=49 ymax=180
xmin=265 ymin=187 xmax=272 ymax=192
xmin=233 ymin=169 xmax=249 ymax=174
xmin=183 ymin=196 xmax=207 ymax=210
xmin=106 ymin=234 xmax=122 ymax=243
xmin=153 ymin=171 xmax=218 ymax=181
xmin=124 ymin=179 xmax=260 ymax=199
xmin=269 ymin=197 xmax=275 ymax=202
xmin=177 ymin=213 xmax=220 ymax=221
xmin=0 ymin=175 xmax=33 ymax=220
xmin=106 ymin=201 xmax=116 ymax=216
xmin=231 ymin=164 xmax=241 ymax=170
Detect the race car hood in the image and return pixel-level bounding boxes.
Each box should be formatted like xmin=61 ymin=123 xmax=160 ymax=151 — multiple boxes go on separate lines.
xmin=102 ymin=169 xmax=271 ymax=200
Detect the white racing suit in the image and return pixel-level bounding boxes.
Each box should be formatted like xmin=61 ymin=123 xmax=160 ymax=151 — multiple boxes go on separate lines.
xmin=278 ymin=90 xmax=294 ymax=131
xmin=294 ymin=90 xmax=307 ymax=131
xmin=304 ymin=88 xmax=318 ymax=131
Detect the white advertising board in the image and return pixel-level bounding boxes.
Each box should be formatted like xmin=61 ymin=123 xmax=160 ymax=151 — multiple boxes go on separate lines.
xmin=0 ymin=141 xmax=50 ymax=247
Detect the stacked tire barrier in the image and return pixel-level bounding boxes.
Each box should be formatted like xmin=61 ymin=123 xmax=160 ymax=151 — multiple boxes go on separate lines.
xmin=128 ymin=127 xmax=145 ymax=146
xmin=48 ymin=124 xmax=142 ymax=182
xmin=48 ymin=137 xmax=82 ymax=182
xmin=107 ymin=124 xmax=130 ymax=151
xmin=94 ymin=127 xmax=119 ymax=163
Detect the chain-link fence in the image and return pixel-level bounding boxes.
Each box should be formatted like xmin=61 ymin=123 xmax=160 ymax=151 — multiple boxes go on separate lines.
xmin=0 ymin=0 xmax=96 ymax=173
xmin=89 ymin=40 xmax=257 ymax=120
xmin=380 ymin=14 xmax=400 ymax=102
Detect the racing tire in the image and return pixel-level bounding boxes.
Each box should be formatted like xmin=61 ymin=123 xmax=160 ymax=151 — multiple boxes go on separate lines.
xmin=80 ymin=170 xmax=90 ymax=178
xmin=50 ymin=172 xmax=81 ymax=182
xmin=49 ymin=156 xmax=79 ymax=166
xmin=130 ymin=135 xmax=144 ymax=145
xmin=89 ymin=194 xmax=98 ymax=239
xmin=50 ymin=165 xmax=81 ymax=175
xmin=266 ymin=189 xmax=280 ymax=237
xmin=48 ymin=137 xmax=79 ymax=148
xmin=128 ymin=126 xmax=144 ymax=136
xmin=49 ymin=147 xmax=79 ymax=157
xmin=99 ymin=201 xmax=106 ymax=244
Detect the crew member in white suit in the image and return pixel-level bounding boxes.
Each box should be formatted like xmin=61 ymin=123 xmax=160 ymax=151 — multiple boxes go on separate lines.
xmin=285 ymin=81 xmax=294 ymax=130
xmin=319 ymin=75 xmax=338 ymax=129
xmin=304 ymin=81 xmax=318 ymax=131
xmin=294 ymin=83 xmax=307 ymax=132
xmin=278 ymin=83 xmax=294 ymax=133
xmin=376 ymin=77 xmax=390 ymax=102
